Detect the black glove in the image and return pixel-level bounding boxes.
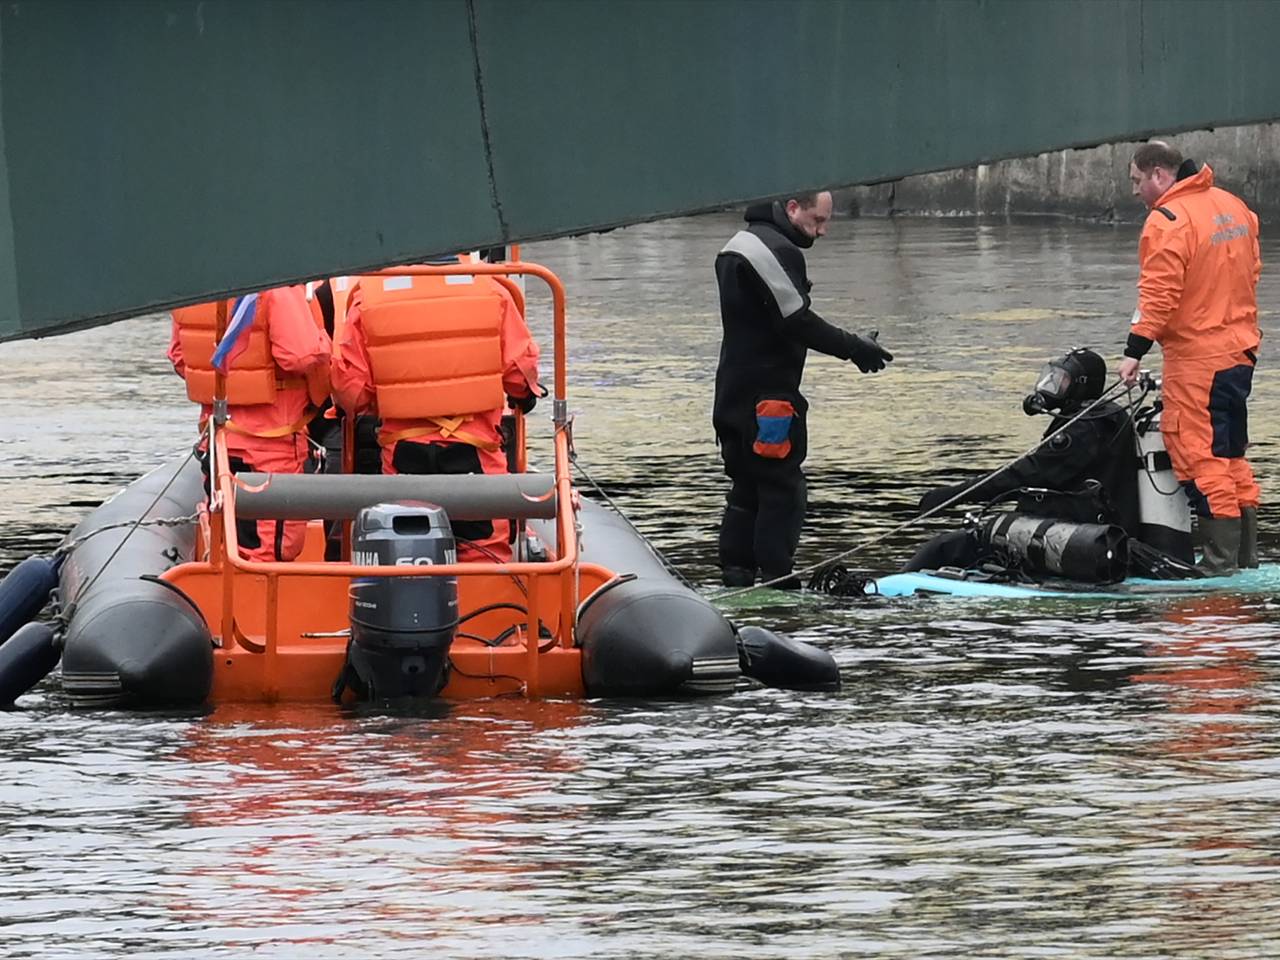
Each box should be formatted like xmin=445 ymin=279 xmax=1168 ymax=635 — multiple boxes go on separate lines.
xmin=848 ymin=330 xmax=894 ymax=373
xmin=508 ymin=393 xmax=537 ymax=414
xmin=918 ymin=483 xmax=966 ymax=514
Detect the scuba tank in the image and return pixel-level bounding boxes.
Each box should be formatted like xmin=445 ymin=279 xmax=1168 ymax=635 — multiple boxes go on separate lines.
xmin=980 ymin=514 xmax=1129 ymax=583
xmin=1133 ymin=381 xmax=1194 ymax=565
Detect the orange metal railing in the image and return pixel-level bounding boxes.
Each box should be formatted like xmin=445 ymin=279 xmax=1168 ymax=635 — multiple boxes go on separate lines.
xmin=205 ymin=260 xmax=578 ymax=696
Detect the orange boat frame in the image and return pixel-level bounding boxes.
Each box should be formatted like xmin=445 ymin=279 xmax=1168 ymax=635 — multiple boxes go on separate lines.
xmin=160 ymin=260 xmax=616 ymax=703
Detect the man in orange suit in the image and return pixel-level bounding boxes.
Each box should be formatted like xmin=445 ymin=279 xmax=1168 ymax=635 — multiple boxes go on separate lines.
xmin=1119 ymin=141 xmax=1263 ymax=574
xmin=331 ymin=264 xmax=541 ymax=562
xmin=169 ymin=285 xmax=331 ymax=561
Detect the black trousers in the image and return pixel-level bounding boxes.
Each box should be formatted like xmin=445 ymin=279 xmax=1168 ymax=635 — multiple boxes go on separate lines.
xmin=390 ymin=440 xmax=495 ymax=546
xmin=717 ymin=412 xmax=808 ymax=579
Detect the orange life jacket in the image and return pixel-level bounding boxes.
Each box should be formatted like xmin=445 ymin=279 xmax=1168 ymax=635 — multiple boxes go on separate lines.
xmin=357 ymin=273 xmax=506 ymax=421
xmin=172 ymin=298 xmax=294 ymax=406
xmin=173 ymin=296 xmax=330 ymax=411
xmin=463 ymin=249 xmax=526 ymax=317
xmin=328 ymin=276 xmax=355 ymax=357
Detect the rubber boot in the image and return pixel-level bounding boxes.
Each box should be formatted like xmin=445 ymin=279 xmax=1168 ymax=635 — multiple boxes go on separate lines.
xmin=1239 ymin=506 xmax=1260 ymax=569
xmin=721 ymin=566 xmax=756 ymax=588
xmin=1196 ymin=515 xmax=1242 ymax=576
xmin=719 ymin=503 xmax=756 ymax=587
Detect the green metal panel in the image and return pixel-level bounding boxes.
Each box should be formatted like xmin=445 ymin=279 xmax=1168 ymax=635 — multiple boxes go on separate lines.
xmin=0 ymin=0 xmax=497 ymax=339
xmin=1 ymin=0 xmax=1279 ymax=341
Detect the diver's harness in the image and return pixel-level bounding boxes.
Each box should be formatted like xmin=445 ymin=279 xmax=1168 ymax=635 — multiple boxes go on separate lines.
xmin=933 ymin=482 xmax=1195 ymax=588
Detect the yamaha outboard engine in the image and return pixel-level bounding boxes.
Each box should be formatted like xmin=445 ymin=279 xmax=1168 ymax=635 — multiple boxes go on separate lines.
xmin=342 ymin=501 xmax=459 ymax=700
xmin=981 ymin=514 xmax=1129 ymax=583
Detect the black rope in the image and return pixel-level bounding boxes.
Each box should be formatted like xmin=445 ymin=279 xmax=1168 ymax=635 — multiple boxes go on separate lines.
xmin=56 ymin=449 xmax=198 ymax=628
xmin=806 ymin=562 xmax=879 ymax=597
xmin=570 ymin=457 xmax=698 ymax=589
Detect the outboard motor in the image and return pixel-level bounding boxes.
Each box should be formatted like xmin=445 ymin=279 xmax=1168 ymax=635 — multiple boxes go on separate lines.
xmin=1134 ymin=401 xmax=1194 ymax=564
xmin=981 ymin=514 xmax=1128 ymax=583
xmin=341 ymin=501 xmax=459 ymax=701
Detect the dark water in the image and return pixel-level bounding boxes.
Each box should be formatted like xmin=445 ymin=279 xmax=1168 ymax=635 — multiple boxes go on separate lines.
xmin=3 ymin=215 xmax=1280 ymax=958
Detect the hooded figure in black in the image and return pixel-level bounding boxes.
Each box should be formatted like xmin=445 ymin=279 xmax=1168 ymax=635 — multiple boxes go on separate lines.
xmin=904 ymin=347 xmax=1144 ymax=574
xmin=713 ymin=192 xmax=893 ymax=587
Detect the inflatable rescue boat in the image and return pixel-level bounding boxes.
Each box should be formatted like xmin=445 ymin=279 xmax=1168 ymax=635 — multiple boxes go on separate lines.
xmin=0 ymin=260 xmax=837 ymax=708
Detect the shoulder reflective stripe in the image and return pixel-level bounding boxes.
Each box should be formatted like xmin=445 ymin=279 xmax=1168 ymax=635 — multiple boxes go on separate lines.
xmin=382 ymin=276 xmax=414 ymax=291
xmin=334 ymin=276 xmax=350 ymax=291
xmin=720 ymin=230 xmax=804 ymax=318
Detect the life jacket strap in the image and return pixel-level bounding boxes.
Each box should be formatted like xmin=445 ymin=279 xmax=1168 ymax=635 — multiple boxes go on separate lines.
xmin=378 ymin=417 xmax=501 ymax=452
xmin=198 ymin=411 xmax=313 ymax=440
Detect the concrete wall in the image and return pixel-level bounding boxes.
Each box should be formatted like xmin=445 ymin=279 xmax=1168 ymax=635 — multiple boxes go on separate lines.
xmin=836 ymin=122 xmax=1280 ymax=223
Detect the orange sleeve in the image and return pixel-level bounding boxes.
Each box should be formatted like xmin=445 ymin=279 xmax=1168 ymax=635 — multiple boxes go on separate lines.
xmin=498 ymin=286 xmax=541 ymax=399
xmin=261 ymin=285 xmax=331 ymax=374
xmin=330 ymin=293 xmax=376 ymax=413
xmin=1133 ymin=216 xmax=1190 ymax=344
xmin=167 ymin=314 xmax=185 ymax=376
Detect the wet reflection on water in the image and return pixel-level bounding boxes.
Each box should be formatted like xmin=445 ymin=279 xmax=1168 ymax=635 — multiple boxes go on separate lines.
xmin=2 ymin=215 xmax=1280 ymax=958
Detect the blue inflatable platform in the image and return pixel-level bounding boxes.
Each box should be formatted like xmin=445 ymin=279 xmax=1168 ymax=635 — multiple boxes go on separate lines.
xmin=871 ymin=563 xmax=1280 ymax=599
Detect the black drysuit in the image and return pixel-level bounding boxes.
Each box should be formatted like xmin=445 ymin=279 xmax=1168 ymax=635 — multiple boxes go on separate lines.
xmin=905 ymin=401 xmax=1141 ymax=572
xmin=713 ymin=202 xmax=873 ymax=581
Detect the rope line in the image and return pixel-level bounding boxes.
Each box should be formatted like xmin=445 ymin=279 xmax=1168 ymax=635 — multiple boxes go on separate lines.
xmin=569 ymin=456 xmax=698 ymax=590
xmin=52 ymin=449 xmax=199 ymax=629
xmin=53 ymin=513 xmax=199 ymax=562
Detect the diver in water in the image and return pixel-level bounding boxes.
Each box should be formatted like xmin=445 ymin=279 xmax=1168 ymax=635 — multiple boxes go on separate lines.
xmin=904 ymin=347 xmax=1193 ymax=579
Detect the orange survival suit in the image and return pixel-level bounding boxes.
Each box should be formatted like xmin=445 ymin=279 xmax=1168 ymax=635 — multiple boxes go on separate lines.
xmin=169 ymin=285 xmax=332 ymax=562
xmin=330 ymin=269 xmax=541 ymax=562
xmin=1127 ymin=163 xmax=1262 ymax=525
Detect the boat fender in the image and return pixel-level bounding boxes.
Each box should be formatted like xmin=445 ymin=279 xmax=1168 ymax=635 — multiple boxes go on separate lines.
xmin=735 ymin=625 xmax=841 ymax=691
xmin=0 ymin=622 xmax=60 ymax=707
xmin=0 ymin=555 xmax=61 ymax=647
xmin=59 ymin=579 xmax=214 ymax=707
xmin=578 ymin=577 xmax=740 ymax=697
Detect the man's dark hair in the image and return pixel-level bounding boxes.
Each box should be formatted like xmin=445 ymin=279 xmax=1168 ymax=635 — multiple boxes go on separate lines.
xmin=1132 ymin=141 xmax=1183 ymax=173
xmin=789 ymin=192 xmax=819 ymax=209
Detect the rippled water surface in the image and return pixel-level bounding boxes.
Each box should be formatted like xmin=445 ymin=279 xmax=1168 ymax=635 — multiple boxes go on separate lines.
xmin=3 ymin=215 xmax=1280 ymax=958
